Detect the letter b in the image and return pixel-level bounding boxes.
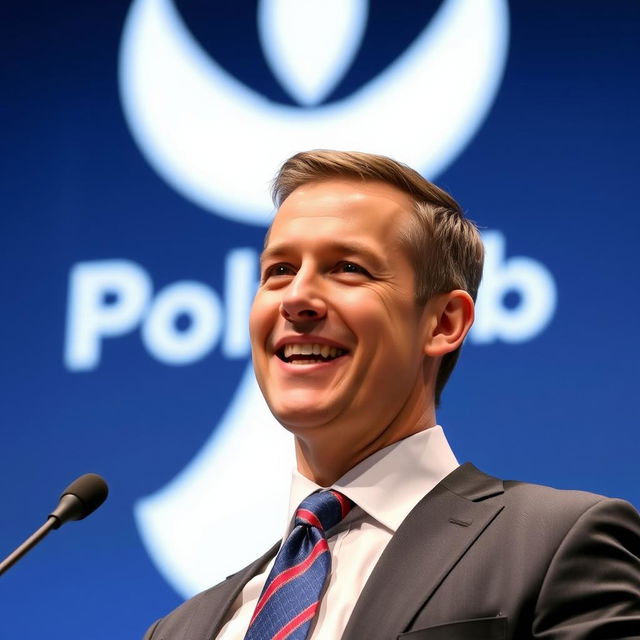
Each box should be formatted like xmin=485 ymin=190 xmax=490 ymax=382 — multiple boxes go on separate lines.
xmin=471 ymin=231 xmax=557 ymax=344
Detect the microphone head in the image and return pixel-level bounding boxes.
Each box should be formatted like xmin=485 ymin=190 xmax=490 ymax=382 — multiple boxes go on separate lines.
xmin=60 ymin=473 xmax=109 ymax=520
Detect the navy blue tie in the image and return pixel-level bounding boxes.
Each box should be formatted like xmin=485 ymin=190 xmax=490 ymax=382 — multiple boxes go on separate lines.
xmin=244 ymin=490 xmax=354 ymax=640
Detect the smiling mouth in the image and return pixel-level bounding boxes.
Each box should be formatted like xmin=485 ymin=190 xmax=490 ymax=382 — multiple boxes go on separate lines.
xmin=277 ymin=343 xmax=348 ymax=365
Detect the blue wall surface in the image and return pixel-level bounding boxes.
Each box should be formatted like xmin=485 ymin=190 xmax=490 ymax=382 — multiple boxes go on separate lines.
xmin=1 ymin=1 xmax=639 ymax=637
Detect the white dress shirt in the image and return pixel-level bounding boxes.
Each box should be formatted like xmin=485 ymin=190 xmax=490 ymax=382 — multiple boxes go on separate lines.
xmin=216 ymin=425 xmax=458 ymax=639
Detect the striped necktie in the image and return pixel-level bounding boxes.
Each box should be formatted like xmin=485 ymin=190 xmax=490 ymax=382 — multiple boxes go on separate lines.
xmin=244 ymin=490 xmax=355 ymax=640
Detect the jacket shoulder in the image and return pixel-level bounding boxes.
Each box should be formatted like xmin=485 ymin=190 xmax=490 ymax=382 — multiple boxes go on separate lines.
xmin=142 ymin=541 xmax=280 ymax=640
xmin=143 ymin=581 xmax=231 ymax=640
xmin=502 ymin=478 xmax=639 ymax=524
xmin=444 ymin=463 xmax=640 ymax=543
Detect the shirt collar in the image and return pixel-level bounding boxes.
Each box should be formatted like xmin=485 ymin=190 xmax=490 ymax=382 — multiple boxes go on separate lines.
xmin=286 ymin=425 xmax=458 ymax=534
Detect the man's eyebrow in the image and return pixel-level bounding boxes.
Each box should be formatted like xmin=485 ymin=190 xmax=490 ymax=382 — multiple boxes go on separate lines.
xmin=259 ymin=244 xmax=290 ymax=264
xmin=260 ymin=241 xmax=388 ymax=270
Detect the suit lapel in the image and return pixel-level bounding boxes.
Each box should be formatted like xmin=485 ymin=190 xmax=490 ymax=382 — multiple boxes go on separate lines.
xmin=341 ymin=464 xmax=504 ymax=640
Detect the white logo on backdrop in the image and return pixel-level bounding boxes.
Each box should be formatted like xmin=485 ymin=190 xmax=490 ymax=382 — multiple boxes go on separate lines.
xmin=119 ymin=0 xmax=509 ymax=224
xmin=258 ymin=0 xmax=369 ymax=107
xmin=116 ymin=0 xmax=513 ymax=596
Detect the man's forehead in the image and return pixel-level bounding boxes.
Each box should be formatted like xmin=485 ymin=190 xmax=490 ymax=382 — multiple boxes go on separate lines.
xmin=270 ymin=179 xmax=411 ymax=232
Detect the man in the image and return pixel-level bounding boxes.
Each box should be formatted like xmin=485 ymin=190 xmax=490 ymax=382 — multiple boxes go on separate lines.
xmin=144 ymin=150 xmax=640 ymax=639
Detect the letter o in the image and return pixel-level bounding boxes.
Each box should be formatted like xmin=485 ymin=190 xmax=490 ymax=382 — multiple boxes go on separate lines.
xmin=142 ymin=281 xmax=222 ymax=365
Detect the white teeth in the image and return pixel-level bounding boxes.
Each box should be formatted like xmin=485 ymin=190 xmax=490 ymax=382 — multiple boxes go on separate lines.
xmin=282 ymin=343 xmax=345 ymax=360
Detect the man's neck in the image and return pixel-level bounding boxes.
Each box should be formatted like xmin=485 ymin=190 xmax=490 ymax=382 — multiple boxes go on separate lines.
xmin=294 ymin=409 xmax=436 ymax=486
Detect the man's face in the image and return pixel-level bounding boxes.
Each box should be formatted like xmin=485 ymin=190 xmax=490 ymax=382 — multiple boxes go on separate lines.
xmin=250 ymin=179 xmax=433 ymax=452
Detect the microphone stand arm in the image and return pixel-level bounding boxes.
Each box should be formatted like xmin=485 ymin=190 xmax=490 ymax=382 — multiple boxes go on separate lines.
xmin=0 ymin=516 xmax=58 ymax=577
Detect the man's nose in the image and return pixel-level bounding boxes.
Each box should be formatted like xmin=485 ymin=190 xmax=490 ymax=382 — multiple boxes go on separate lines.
xmin=280 ymin=269 xmax=327 ymax=323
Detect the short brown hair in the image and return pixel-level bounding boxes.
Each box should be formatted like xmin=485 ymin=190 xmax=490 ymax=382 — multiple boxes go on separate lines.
xmin=271 ymin=149 xmax=484 ymax=406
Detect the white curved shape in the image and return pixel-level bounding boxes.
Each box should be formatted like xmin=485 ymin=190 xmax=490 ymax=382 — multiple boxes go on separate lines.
xmin=258 ymin=0 xmax=368 ymax=106
xmin=135 ymin=363 xmax=294 ymax=596
xmin=119 ymin=0 xmax=509 ymax=225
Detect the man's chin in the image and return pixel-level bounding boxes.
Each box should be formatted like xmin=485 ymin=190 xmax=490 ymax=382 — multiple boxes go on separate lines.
xmin=268 ymin=400 xmax=341 ymax=433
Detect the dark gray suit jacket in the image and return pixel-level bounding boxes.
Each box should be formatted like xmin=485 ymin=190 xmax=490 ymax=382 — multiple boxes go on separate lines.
xmin=144 ymin=463 xmax=640 ymax=639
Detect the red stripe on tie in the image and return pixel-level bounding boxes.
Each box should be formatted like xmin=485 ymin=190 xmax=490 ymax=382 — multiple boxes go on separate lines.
xmin=330 ymin=490 xmax=351 ymax=520
xmin=249 ymin=539 xmax=328 ymax=625
xmin=296 ymin=508 xmax=323 ymax=529
xmin=273 ymin=602 xmax=318 ymax=640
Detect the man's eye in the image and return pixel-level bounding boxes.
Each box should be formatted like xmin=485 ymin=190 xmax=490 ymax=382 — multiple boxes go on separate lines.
xmin=336 ymin=262 xmax=369 ymax=276
xmin=264 ymin=264 xmax=294 ymax=279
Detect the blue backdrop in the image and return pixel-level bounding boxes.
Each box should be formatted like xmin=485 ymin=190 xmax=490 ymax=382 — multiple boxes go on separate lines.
xmin=1 ymin=1 xmax=639 ymax=638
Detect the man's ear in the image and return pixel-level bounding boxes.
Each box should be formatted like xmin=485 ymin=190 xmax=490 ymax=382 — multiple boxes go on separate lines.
xmin=423 ymin=290 xmax=475 ymax=357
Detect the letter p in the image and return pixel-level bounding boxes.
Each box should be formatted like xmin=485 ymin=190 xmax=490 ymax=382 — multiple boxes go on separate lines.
xmin=64 ymin=260 xmax=152 ymax=370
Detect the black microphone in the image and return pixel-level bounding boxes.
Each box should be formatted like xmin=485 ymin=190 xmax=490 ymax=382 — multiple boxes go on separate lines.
xmin=0 ymin=473 xmax=109 ymax=576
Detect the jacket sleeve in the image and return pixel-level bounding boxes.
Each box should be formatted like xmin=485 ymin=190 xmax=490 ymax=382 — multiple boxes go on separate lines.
xmin=532 ymin=497 xmax=640 ymax=639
